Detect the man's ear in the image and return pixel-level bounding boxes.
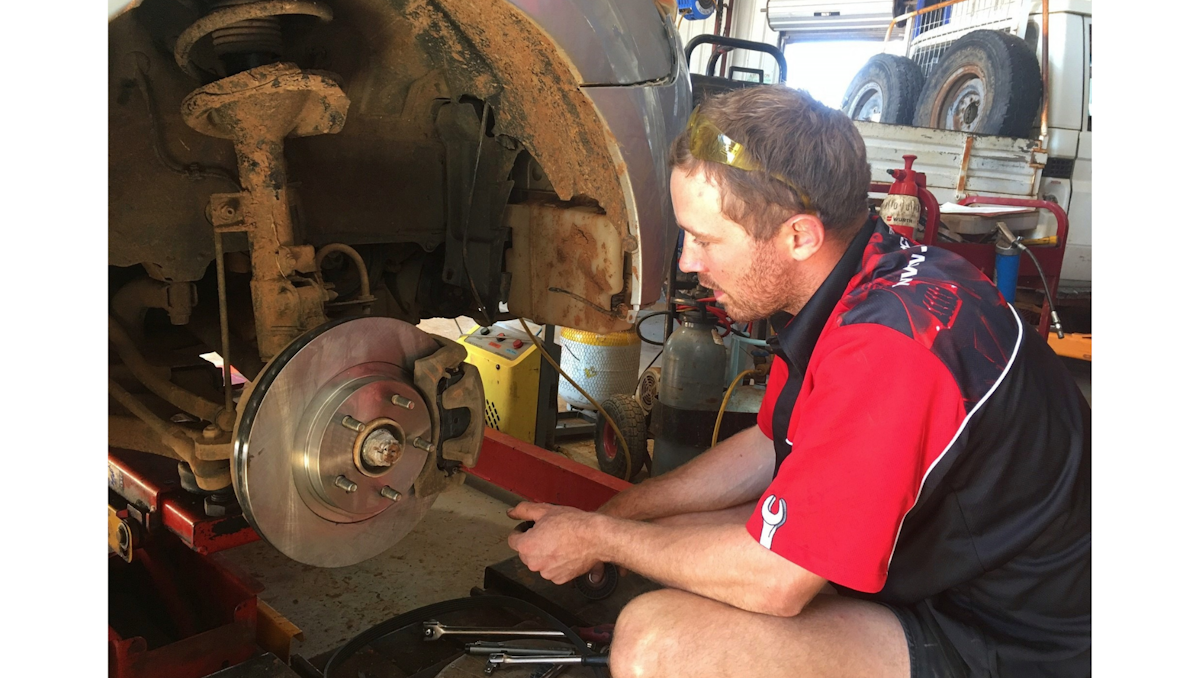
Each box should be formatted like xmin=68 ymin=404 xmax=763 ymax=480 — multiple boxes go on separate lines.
xmin=778 ymin=213 xmax=826 ymax=262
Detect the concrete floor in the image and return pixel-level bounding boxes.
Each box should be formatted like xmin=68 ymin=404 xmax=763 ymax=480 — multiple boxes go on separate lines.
xmin=213 ymin=482 xmax=519 ymax=658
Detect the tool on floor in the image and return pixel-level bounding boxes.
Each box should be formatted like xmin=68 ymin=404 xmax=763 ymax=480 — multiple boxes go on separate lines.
xmin=325 ymin=595 xmax=601 ymax=677
xmin=426 ymin=620 xmax=612 ymax=646
xmin=423 ymin=622 xmax=566 ymax=641
xmin=464 ymin=644 xmax=575 ymax=657
xmin=483 ymin=653 xmax=610 ymax=676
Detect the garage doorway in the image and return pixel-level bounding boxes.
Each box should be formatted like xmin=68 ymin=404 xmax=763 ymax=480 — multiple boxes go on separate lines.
xmin=783 ymin=40 xmax=906 ymax=108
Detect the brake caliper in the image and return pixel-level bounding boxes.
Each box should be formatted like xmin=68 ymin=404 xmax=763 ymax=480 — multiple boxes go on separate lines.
xmin=412 ymin=337 xmax=485 ymax=497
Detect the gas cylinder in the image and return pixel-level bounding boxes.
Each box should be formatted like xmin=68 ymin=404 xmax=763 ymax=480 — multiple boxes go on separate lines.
xmin=650 ymin=307 xmax=728 ymax=476
xmin=880 ymin=154 xmax=922 ymax=240
xmin=994 ymin=240 xmax=1020 ymax=303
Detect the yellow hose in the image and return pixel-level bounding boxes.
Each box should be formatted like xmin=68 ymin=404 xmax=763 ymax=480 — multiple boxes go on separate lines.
xmin=1022 ymin=236 xmax=1058 ymax=247
xmin=712 ymin=370 xmax=754 ymax=448
xmin=518 ymin=318 xmax=634 ymax=481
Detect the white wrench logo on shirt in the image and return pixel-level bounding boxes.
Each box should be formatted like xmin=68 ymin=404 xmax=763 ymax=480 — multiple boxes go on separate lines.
xmin=760 ymin=495 xmax=787 ymax=549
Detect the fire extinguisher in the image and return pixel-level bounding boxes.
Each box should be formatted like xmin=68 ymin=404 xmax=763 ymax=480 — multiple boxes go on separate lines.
xmin=881 ymin=154 xmax=923 ymax=241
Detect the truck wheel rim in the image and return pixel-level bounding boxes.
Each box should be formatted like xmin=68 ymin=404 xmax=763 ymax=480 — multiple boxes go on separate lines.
xmin=847 ymin=84 xmax=884 ymax=122
xmin=932 ymin=66 xmax=987 ymax=132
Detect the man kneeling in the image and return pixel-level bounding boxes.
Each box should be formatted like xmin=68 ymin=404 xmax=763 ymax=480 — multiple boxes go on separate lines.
xmin=508 ymin=86 xmax=1090 ymax=678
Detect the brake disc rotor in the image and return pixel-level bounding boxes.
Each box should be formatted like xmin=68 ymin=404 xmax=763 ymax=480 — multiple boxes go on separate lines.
xmin=233 ymin=316 xmax=441 ymax=567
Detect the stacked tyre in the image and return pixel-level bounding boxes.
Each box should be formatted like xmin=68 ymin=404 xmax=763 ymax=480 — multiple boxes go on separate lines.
xmin=842 ymin=30 xmax=1043 ymax=137
xmin=842 ymin=53 xmax=925 ymax=124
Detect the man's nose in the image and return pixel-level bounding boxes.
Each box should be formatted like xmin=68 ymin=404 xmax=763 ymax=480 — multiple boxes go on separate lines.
xmin=678 ymin=237 xmax=703 ymax=274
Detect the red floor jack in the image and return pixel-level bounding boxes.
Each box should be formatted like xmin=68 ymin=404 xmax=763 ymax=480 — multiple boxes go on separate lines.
xmin=108 ymin=449 xmax=302 ymax=678
xmin=109 ymin=428 xmax=626 ymax=678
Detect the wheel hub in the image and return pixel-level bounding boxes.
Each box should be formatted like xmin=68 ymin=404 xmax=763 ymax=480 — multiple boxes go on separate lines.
xmin=360 ymin=426 xmax=406 ymax=473
xmin=936 ymin=69 xmax=987 ymax=132
xmin=603 ymin=424 xmax=618 ymax=461
xmin=293 ymin=365 xmax=429 ymax=522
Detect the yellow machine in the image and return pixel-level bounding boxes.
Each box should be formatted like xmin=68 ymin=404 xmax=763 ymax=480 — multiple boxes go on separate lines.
xmin=458 ymin=325 xmax=543 ymax=443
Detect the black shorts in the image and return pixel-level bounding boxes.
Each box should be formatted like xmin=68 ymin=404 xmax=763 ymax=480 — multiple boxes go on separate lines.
xmin=884 ymin=601 xmax=972 ymax=678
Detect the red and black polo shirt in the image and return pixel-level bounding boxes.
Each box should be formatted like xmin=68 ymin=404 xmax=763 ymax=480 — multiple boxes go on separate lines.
xmin=746 ymin=215 xmax=1090 ymax=677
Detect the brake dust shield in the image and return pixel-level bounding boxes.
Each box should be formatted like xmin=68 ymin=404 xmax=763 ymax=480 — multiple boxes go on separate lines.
xmin=233 ymin=316 xmax=440 ymax=567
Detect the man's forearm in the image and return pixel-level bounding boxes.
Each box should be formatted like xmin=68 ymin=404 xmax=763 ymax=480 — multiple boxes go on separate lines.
xmin=598 ymin=426 xmax=776 ymax=522
xmin=592 ymin=515 xmax=822 ymax=617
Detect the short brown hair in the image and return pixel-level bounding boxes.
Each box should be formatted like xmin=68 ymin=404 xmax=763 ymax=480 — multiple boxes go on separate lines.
xmin=670 ymin=86 xmax=871 ymax=241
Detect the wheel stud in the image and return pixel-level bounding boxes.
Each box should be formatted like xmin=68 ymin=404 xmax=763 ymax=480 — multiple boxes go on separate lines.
xmin=334 ymin=475 xmax=358 ymax=493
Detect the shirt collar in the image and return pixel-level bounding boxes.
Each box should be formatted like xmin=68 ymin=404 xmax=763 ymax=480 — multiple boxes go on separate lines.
xmin=766 ymin=215 xmax=878 ymax=368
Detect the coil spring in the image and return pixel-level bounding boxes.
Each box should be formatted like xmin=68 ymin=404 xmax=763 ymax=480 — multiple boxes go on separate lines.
xmin=210 ymin=0 xmax=284 ymax=59
xmin=175 ymin=0 xmax=333 ymax=79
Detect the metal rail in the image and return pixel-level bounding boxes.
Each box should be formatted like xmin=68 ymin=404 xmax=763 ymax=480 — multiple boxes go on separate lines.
xmin=683 ymin=34 xmax=788 ymax=82
xmin=885 ymin=0 xmax=972 ymax=43
xmin=1038 ymin=0 xmax=1050 ymax=147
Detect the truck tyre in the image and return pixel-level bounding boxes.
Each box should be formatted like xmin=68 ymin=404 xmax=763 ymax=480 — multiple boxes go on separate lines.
xmin=912 ymin=29 xmax=1043 ymax=136
xmin=594 ymin=394 xmax=649 ymax=480
xmin=842 ymin=54 xmax=925 ymax=124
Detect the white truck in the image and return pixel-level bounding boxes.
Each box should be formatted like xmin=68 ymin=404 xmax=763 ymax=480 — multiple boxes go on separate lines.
xmin=831 ymin=0 xmax=1092 ymax=299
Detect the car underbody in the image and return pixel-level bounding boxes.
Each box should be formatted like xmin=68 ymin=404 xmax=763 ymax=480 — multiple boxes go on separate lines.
xmin=108 ymin=0 xmax=688 ymax=565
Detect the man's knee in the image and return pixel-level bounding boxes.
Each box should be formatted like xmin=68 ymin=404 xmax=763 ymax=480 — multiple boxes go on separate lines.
xmin=610 ymin=589 xmax=693 ymax=678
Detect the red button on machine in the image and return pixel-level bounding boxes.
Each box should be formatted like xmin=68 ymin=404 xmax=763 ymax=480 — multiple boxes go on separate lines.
xmin=512 ymin=340 xmax=524 ymax=349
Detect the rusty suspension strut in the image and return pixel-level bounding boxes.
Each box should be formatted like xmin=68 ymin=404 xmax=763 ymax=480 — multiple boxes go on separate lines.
xmin=174 ymin=0 xmax=353 ymax=361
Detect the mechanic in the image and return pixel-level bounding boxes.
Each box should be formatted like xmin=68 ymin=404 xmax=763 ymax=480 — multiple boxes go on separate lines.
xmin=507 ymin=86 xmax=1090 ymax=678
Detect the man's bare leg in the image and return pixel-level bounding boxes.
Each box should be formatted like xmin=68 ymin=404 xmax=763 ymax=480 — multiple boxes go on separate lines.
xmin=609 ymin=589 xmax=909 ymax=678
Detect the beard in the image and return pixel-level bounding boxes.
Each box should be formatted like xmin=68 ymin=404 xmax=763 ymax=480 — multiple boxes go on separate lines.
xmin=699 ymin=242 xmax=806 ymax=322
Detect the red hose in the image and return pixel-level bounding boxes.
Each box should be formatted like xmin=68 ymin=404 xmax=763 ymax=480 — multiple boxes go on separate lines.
xmin=676 ymin=299 xmax=737 ymax=336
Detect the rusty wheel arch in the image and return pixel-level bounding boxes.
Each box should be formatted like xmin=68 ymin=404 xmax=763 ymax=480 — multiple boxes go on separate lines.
xmin=110 ymin=0 xmax=639 ymax=334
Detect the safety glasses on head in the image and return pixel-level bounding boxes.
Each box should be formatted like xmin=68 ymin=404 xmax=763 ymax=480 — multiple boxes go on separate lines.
xmin=686 ymin=108 xmax=813 ymax=213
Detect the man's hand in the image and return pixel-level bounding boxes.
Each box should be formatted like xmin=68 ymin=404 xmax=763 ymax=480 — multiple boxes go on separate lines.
xmin=507 ymin=502 xmax=604 ymax=585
